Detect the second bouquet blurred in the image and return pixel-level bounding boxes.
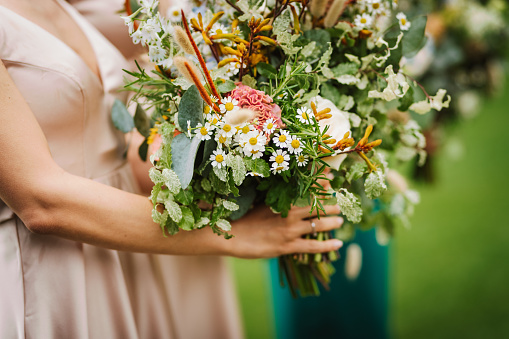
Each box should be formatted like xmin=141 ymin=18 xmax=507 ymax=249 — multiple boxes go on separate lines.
xmin=114 ymin=0 xmax=449 ymax=297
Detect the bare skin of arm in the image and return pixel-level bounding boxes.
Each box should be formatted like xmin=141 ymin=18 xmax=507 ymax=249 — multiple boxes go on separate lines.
xmin=0 ymin=61 xmax=343 ymax=258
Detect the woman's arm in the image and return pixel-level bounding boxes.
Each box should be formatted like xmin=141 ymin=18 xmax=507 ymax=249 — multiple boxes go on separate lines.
xmin=0 ymin=61 xmax=343 ymax=258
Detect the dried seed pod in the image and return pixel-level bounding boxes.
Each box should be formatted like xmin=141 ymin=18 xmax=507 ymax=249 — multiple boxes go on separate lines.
xmin=324 ymin=0 xmax=347 ymax=28
xmin=224 ymin=108 xmax=257 ymax=126
xmin=309 ymin=0 xmax=327 ymax=18
xmin=173 ymin=26 xmax=195 ymax=54
xmin=173 ymin=56 xmax=204 ymax=84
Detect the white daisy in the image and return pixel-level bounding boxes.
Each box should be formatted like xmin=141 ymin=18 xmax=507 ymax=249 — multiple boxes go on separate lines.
xmin=167 ymin=6 xmax=183 ymax=22
xmin=354 ymin=13 xmax=373 ymax=29
xmin=240 ymin=130 xmax=266 ymax=152
xmin=195 ymin=122 xmax=213 ymax=140
xmin=217 ymin=121 xmax=236 ymax=138
xmin=210 ymin=95 xmax=220 ymax=103
xmin=206 ymin=111 xmax=222 ymax=126
xmin=236 ymin=123 xmax=253 ymax=135
xmin=296 ymin=154 xmax=309 ymax=167
xmin=276 ymin=92 xmax=288 ymax=100
xmin=287 ymin=136 xmax=303 ymax=154
xmin=367 ymin=0 xmax=385 ymax=15
xmin=263 ymin=118 xmax=277 ymax=134
xmin=296 ymin=107 xmax=315 ymax=124
xmin=210 ymin=149 xmax=227 ymax=169
xmin=219 ymin=96 xmax=239 ymax=114
xmin=270 ymin=150 xmax=290 ymax=174
xmin=247 ymin=148 xmax=264 ymax=159
xmin=396 ymin=13 xmax=411 ymax=31
xmin=215 ymin=132 xmax=232 ymax=147
xmin=247 ymin=171 xmax=265 ymax=177
xmin=273 ymin=130 xmax=290 ymax=148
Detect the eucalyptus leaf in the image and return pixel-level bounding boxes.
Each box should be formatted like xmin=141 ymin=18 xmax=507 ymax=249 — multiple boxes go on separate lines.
xmin=171 ymin=133 xmax=202 ymax=189
xmin=402 ymin=16 xmax=428 ymax=58
xmin=138 ymin=138 xmax=149 ymax=162
xmin=111 ymin=99 xmax=134 ymax=133
xmin=134 ymin=104 xmax=152 ymax=137
xmin=178 ymin=85 xmax=203 ymax=130
xmin=217 ymin=80 xmax=236 ymax=93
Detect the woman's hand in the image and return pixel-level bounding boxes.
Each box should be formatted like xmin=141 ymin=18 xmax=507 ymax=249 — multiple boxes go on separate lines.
xmin=224 ymin=204 xmax=344 ymax=259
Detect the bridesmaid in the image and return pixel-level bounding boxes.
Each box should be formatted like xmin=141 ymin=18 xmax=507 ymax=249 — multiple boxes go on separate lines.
xmin=0 ymin=0 xmax=344 ymax=337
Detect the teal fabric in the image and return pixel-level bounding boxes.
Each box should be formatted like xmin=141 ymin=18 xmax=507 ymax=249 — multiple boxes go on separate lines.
xmin=269 ymin=228 xmax=389 ymax=339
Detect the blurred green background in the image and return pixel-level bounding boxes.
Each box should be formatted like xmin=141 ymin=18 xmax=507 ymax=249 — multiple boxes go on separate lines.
xmin=230 ymin=77 xmax=509 ymax=338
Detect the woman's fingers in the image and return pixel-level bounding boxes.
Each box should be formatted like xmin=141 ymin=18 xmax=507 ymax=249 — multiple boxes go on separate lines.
xmin=290 ymin=204 xmax=341 ymax=220
xmin=287 ymin=238 xmax=343 ymax=254
xmin=305 ymin=216 xmax=343 ymax=234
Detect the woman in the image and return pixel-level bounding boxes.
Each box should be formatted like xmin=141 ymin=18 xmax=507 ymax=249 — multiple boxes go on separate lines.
xmin=0 ymin=0 xmax=344 ymax=338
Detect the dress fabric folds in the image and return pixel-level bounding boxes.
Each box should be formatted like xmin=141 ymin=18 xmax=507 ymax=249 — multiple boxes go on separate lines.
xmin=0 ymin=2 xmax=243 ymax=338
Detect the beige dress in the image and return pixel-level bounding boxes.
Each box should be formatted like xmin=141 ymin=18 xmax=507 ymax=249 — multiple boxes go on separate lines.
xmin=0 ymin=2 xmax=243 ymax=338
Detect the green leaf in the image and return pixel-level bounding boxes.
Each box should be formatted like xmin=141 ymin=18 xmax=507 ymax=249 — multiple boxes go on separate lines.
xmin=171 ymin=134 xmax=202 ymax=189
xmin=202 ymin=139 xmax=217 ymax=165
xmin=222 ymin=200 xmax=239 ymax=211
xmin=189 ymin=204 xmax=202 ymax=221
xmin=138 ymin=138 xmax=149 ymax=162
xmin=331 ymin=63 xmax=359 ymax=77
xmin=165 ymin=200 xmax=183 ymax=222
xmin=244 ymin=158 xmax=270 ymax=178
xmin=265 ymin=180 xmax=296 ymax=218
xmin=228 ymin=173 xmax=240 ymax=197
xmin=230 ymin=184 xmax=256 ymax=220
xmin=217 ymin=80 xmax=236 ymax=93
xmin=165 ymin=217 xmax=179 ymax=235
xmin=175 ymin=189 xmax=194 ymax=205
xmin=178 ymin=85 xmax=204 ymax=130
xmin=402 ymin=16 xmax=428 ymax=58
xmin=134 ymin=104 xmax=152 ymax=137
xmin=213 ymin=166 xmax=228 ymax=182
xmin=256 ymin=62 xmax=277 ymax=79
xmin=111 ymin=99 xmax=134 ymax=133
xmin=210 ymin=171 xmax=231 ymax=195
xmin=178 ymin=206 xmax=195 ymax=231
xmin=303 ymin=29 xmax=331 ymax=54
xmin=216 ymin=218 xmax=232 ymax=232
xmin=241 ymin=74 xmax=257 ymax=88
xmin=228 ymin=155 xmax=247 ymax=186
xmin=398 ymin=85 xmax=415 ymax=112
xmin=256 ymin=180 xmax=271 ymax=191
xmin=320 ymin=83 xmax=342 ymax=107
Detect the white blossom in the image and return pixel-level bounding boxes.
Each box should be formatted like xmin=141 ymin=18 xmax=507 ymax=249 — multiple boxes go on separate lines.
xmin=409 ymin=89 xmax=451 ymax=114
xmin=368 ymin=65 xmax=409 ymax=101
xmin=210 ymin=149 xmax=227 ymax=169
xmin=270 ymin=150 xmax=290 ymax=174
xmin=273 ymin=130 xmax=290 ymax=148
xmin=396 ymin=12 xmax=411 ymax=31
xmin=336 ymin=188 xmax=363 ymax=224
xmin=364 ymin=170 xmax=387 ymax=199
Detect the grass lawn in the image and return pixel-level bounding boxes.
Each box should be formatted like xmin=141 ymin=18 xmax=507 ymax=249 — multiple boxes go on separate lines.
xmin=232 ymin=81 xmax=509 ymax=339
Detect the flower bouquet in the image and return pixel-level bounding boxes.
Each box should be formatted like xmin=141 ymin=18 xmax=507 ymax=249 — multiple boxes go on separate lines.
xmin=113 ymin=0 xmax=450 ymax=297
